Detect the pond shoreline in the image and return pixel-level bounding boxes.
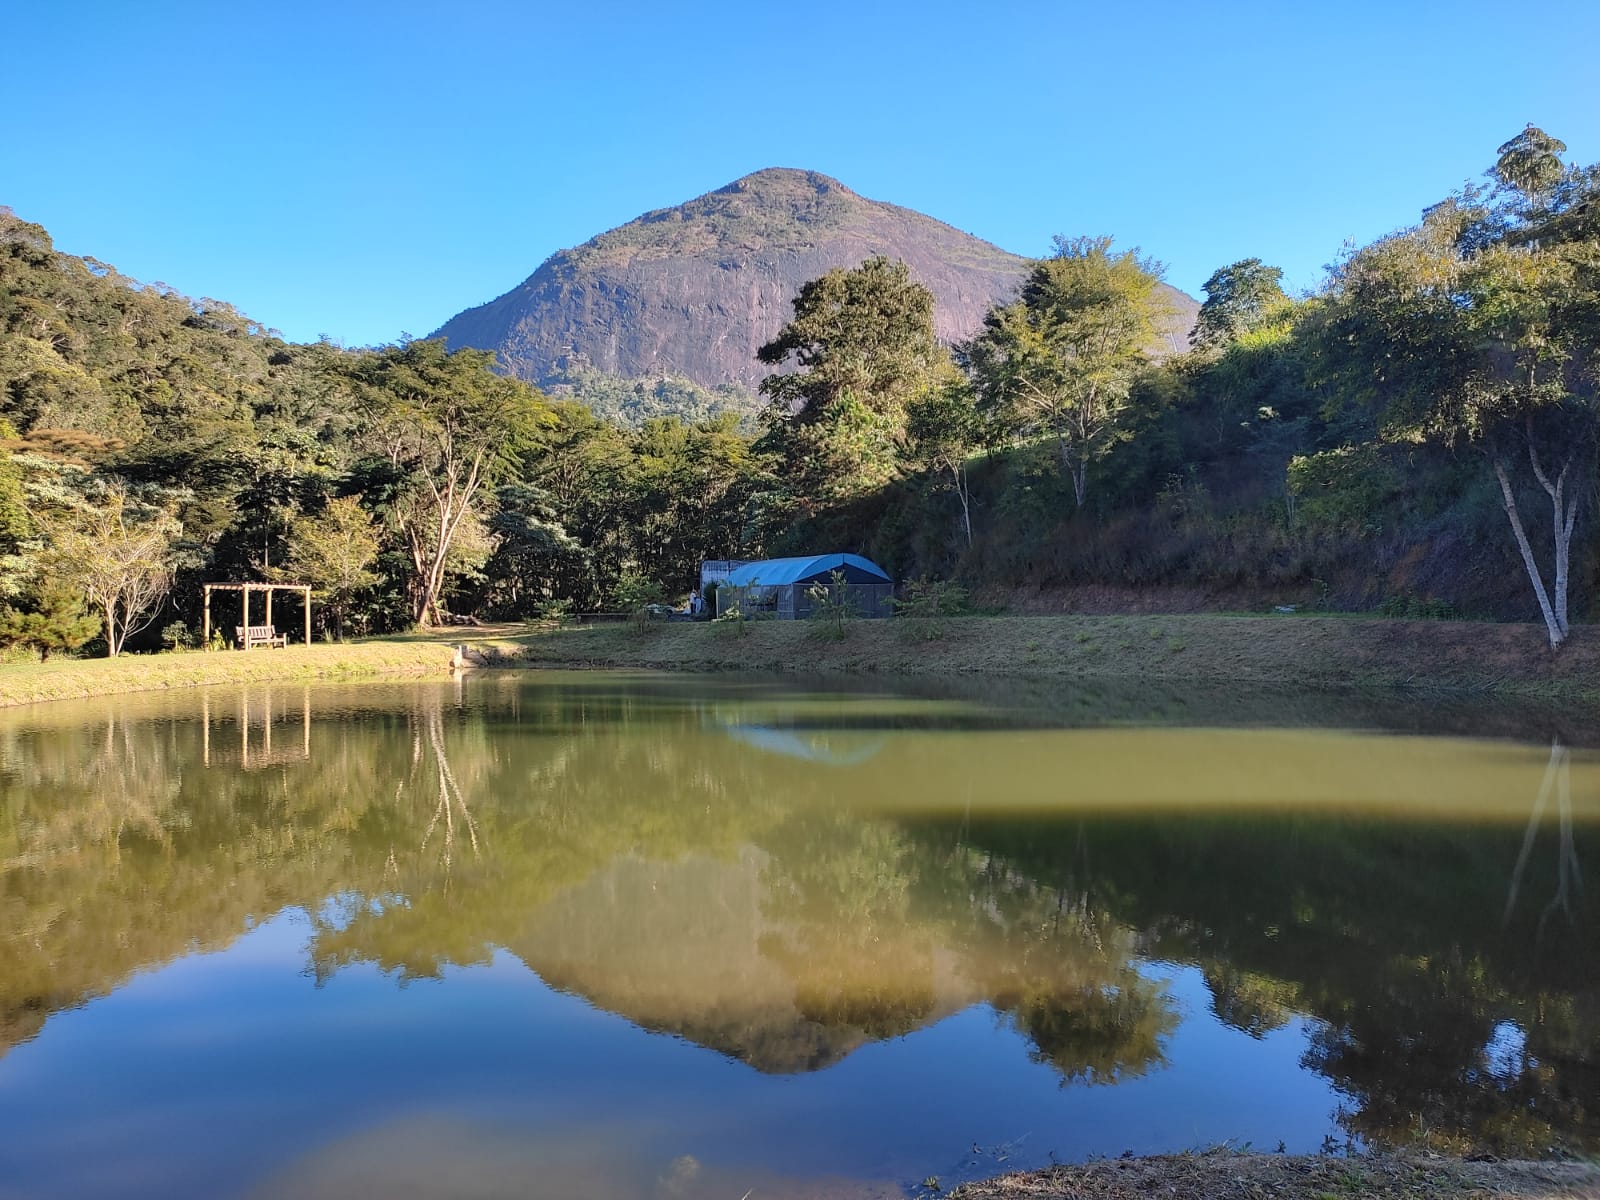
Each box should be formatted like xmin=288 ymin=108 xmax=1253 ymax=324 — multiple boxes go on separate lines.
xmin=0 ymin=640 xmax=457 ymax=708
xmin=945 ymin=1148 xmax=1600 ymax=1198
xmin=2 ymin=614 xmax=1598 ymax=709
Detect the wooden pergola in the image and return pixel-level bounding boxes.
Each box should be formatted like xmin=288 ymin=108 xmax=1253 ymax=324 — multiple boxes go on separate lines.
xmin=202 ymin=582 xmax=313 ymax=649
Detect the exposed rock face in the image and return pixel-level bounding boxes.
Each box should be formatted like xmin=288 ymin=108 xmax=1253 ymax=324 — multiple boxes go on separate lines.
xmin=433 ymin=168 xmax=1198 ymax=391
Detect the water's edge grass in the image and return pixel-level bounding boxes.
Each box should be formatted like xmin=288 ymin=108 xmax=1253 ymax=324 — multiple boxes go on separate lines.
xmin=0 ymin=640 xmax=457 ymax=708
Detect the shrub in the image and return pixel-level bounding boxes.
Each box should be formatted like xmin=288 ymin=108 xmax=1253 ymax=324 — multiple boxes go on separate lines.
xmin=714 ymin=603 xmax=749 ymax=637
xmin=0 ymin=591 xmax=100 ymax=661
xmin=534 ymin=597 xmax=572 ymax=625
xmin=806 ymin=569 xmax=856 ymax=641
xmin=1288 ymin=445 xmax=1405 ymax=536
xmin=892 ymin=577 xmax=971 ymax=619
xmin=1378 ymin=594 xmax=1458 ymax=620
xmin=161 ymin=621 xmax=195 ymax=651
xmin=889 ymin=576 xmax=970 ymax=640
xmin=612 ymin=569 xmax=665 ymax=612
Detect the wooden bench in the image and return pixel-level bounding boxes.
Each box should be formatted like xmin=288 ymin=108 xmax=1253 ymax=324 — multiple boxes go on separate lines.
xmin=235 ymin=624 xmax=288 ymax=649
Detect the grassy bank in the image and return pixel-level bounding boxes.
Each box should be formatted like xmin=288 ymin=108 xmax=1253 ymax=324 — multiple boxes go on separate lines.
xmin=474 ymin=613 xmax=1600 ymax=698
xmin=3 ymin=613 xmax=1596 ymax=711
xmin=945 ymin=1149 xmax=1600 ymax=1199
xmin=0 ymin=639 xmax=458 ymax=708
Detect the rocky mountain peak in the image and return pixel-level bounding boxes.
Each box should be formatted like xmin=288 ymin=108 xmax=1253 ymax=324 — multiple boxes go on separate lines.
xmin=432 ymin=173 xmax=1197 ymax=393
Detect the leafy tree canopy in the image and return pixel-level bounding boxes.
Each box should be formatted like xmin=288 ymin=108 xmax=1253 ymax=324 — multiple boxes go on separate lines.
xmin=1190 ymin=258 xmax=1288 ymax=352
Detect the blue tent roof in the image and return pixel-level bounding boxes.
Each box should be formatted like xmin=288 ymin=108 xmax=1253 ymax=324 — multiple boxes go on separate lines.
xmin=724 ymin=554 xmax=890 ymax=587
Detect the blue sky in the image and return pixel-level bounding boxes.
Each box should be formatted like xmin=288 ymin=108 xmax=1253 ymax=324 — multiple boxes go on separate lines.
xmin=4 ymin=1 xmax=1596 ymax=347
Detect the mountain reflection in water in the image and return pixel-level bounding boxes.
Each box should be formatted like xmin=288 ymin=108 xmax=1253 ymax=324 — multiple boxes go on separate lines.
xmin=0 ymin=672 xmax=1595 ymax=1198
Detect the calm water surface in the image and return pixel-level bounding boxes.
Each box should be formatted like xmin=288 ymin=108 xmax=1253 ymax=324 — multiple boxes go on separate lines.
xmin=0 ymin=671 xmax=1595 ymax=1198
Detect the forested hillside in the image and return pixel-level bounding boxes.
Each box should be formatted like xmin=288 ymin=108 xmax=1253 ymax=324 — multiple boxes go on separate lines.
xmin=762 ymin=129 xmax=1600 ymax=644
xmin=1 ymin=124 xmax=1595 ymax=657
xmin=0 ymin=208 xmax=767 ymax=650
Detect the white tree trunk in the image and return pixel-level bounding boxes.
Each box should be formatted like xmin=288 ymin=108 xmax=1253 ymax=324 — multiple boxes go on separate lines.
xmin=1493 ymin=456 xmax=1565 ymax=649
xmin=104 ymin=601 xmax=121 ymax=657
xmin=952 ymin=464 xmax=973 ymax=547
xmin=1522 ymin=438 xmax=1584 ymax=645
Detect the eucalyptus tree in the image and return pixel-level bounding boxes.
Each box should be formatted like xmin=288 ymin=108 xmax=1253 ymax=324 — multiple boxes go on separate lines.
xmin=1318 ymin=128 xmax=1599 ymax=648
xmin=353 ymin=339 xmax=550 ymax=626
xmin=969 ymin=237 xmax=1169 ymax=508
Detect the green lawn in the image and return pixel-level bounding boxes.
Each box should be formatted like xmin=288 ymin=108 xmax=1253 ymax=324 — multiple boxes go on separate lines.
xmin=0 ymin=638 xmax=458 ymax=708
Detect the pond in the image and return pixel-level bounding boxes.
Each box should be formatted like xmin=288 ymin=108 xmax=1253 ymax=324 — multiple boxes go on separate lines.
xmin=0 ymin=671 xmax=1595 ymax=1198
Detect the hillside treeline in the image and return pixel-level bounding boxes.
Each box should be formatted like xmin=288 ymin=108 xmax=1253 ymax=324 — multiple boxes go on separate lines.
xmin=776 ymin=127 xmax=1600 ymax=650
xmin=0 ymin=126 xmax=1595 ymax=654
xmin=0 ymin=214 xmax=770 ymax=651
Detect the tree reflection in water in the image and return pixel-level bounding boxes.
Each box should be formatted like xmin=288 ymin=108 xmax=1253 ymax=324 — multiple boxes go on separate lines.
xmin=0 ymin=677 xmax=1594 ymax=1158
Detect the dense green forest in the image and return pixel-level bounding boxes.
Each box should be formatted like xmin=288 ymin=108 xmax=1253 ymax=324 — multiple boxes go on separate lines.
xmin=0 ymin=126 xmax=1595 ymax=654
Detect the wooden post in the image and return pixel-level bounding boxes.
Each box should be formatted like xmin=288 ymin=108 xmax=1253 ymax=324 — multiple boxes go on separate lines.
xmin=202 ymin=585 xmax=212 ymax=650
xmin=304 ymin=586 xmax=312 ymax=646
xmin=202 ymin=691 xmax=210 ymax=767
xmin=265 ymin=587 xmax=273 ymax=636
xmin=302 ymin=686 xmax=311 ymax=757
xmin=242 ymin=586 xmax=251 ymax=650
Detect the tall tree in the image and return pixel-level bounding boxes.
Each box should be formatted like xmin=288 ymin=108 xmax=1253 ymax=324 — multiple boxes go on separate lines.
xmin=482 ymin=481 xmax=579 ymax=615
xmin=758 ymin=255 xmax=941 ymax=421
xmin=758 ymin=256 xmax=942 ymax=508
xmin=1317 ymin=128 xmax=1600 ymax=648
xmin=969 ymin=237 xmax=1169 ymax=508
xmin=353 ymin=339 xmax=548 ymax=626
xmin=1493 ymin=125 xmax=1568 ymax=198
xmin=624 ymin=414 xmax=768 ymax=591
xmin=906 ymin=375 xmax=984 ymax=547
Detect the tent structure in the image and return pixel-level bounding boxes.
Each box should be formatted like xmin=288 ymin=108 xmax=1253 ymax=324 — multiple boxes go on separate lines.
xmin=202 ymin=582 xmax=313 ymax=648
xmin=712 ymin=553 xmax=893 ymax=620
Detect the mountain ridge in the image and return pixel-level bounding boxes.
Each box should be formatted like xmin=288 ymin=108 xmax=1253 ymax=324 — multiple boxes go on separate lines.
xmin=433 ymin=169 xmax=1198 ymax=392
